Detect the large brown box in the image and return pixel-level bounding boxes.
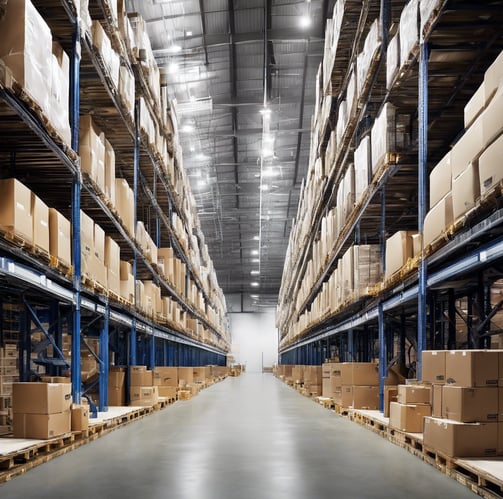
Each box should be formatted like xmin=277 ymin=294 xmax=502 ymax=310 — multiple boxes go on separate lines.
xmin=129 ymin=386 xmax=158 ymax=406
xmin=119 ymin=260 xmax=134 ymax=302
xmin=424 ymin=193 xmax=453 ymax=248
xmin=129 ymin=366 xmax=153 ymax=386
xmin=153 ymin=367 xmax=178 ymax=387
xmin=104 ymin=138 xmax=116 ymax=205
xmin=0 ymin=178 xmax=33 ymax=242
xmin=49 ymin=208 xmax=71 ymax=266
xmin=13 ymin=410 xmax=71 ymax=439
xmin=31 ymin=193 xmax=50 ymax=253
xmin=158 ymin=385 xmax=177 ymax=398
xmin=423 ymin=417 xmax=498 ymax=457
xmin=397 ymin=384 xmax=431 ymax=405
xmin=115 ymin=178 xmax=135 ymax=235
xmin=389 ymin=402 xmax=431 ymax=433
xmin=341 ymin=385 xmax=379 ymax=409
xmin=442 ymin=386 xmax=498 ymax=422
xmin=80 ymin=115 xmax=106 ymax=192
xmin=479 ymin=132 xmax=503 ymax=195
xmin=13 ymin=382 xmax=72 ymax=414
xmin=339 ymin=363 xmax=379 ymax=386
xmin=303 ymin=366 xmax=322 ymax=385
xmin=71 ymin=404 xmax=89 ymax=431
xmin=385 ymin=231 xmax=415 ymax=280
xmin=452 ymin=162 xmax=479 ymax=220
xmin=384 ymin=386 xmax=398 ymax=418
xmin=421 ymin=351 xmax=446 ymax=384
xmin=108 ymin=386 xmax=125 ymax=406
xmin=429 ymin=152 xmax=451 ymax=209
xmin=193 ymin=367 xmax=209 ymax=383
xmin=178 ymin=367 xmax=194 ymax=386
xmin=445 ymin=350 xmax=500 ymax=387
xmin=432 ymin=385 xmax=443 ymax=418
xmin=108 ymin=367 xmax=126 ymax=388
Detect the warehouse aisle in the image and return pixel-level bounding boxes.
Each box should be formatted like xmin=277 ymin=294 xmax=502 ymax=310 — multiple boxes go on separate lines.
xmin=0 ymin=374 xmax=474 ymax=499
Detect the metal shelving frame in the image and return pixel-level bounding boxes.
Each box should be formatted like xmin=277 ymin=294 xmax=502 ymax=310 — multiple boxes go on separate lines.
xmin=0 ymin=0 xmax=228 ymax=411
xmin=278 ymin=0 xmax=503 ymax=411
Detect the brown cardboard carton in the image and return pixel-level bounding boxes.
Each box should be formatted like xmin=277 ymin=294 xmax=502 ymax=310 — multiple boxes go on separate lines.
xmin=50 ymin=42 xmax=71 ymax=146
xmin=464 ymin=83 xmax=485 ymax=129
xmin=339 ymin=362 xmax=379 ymax=386
xmin=115 ymin=178 xmax=135 ymax=235
xmin=13 ymin=382 xmax=72 ymax=414
xmin=130 ymin=366 xmax=153 ymax=386
xmin=49 ymin=208 xmax=71 ymax=266
xmin=385 ymin=231 xmax=415 ymax=280
xmin=94 ymin=223 xmax=105 ymax=263
xmin=0 ymin=178 xmax=33 ymax=242
xmin=432 ymin=385 xmax=443 ymax=418
xmin=384 ymin=386 xmax=398 ymax=418
xmin=429 ymin=152 xmax=451 ymax=209
xmin=80 ymin=115 xmax=106 ymax=191
xmin=108 ymin=367 xmax=126 ymax=388
xmin=442 ymin=386 xmax=498 ymax=422
xmin=80 ymin=210 xmax=94 ymax=277
xmin=446 ymin=350 xmax=499 ymax=387
xmin=108 ymin=386 xmax=125 ymax=406
xmin=423 ymin=193 xmax=453 ymax=248
xmin=152 ymin=367 xmax=178 ymax=387
xmin=71 ymin=404 xmax=89 ymax=431
xmin=452 ymin=162 xmax=479 ymax=220
xmin=421 ymin=351 xmax=446 ymax=384
xmin=353 ymin=386 xmax=379 ymax=409
xmin=129 ymin=386 xmax=158 ymax=406
xmin=478 ymin=132 xmax=503 ymax=195
xmin=104 ymin=138 xmax=116 ymax=204
xmin=158 ymin=385 xmax=177 ymax=398
xmin=119 ymin=260 xmax=134 ymax=302
xmin=193 ymin=367 xmax=208 ymax=383
xmin=397 ymin=384 xmax=432 ymax=405
xmin=451 ymin=113 xmax=485 ymax=180
xmin=13 ymin=410 xmax=71 ymax=439
xmin=31 ymin=193 xmax=50 ymax=253
xmin=178 ymin=367 xmax=194 ymax=386
xmin=389 ymin=402 xmax=431 ymax=433
xmin=423 ymin=417 xmax=498 ymax=457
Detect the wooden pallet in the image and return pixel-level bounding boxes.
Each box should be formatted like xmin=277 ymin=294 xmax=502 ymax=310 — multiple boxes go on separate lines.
xmin=48 ymin=256 xmax=73 ymax=278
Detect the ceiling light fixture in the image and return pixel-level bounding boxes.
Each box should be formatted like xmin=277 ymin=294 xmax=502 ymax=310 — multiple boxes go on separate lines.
xmin=253 ymin=235 xmax=259 ymax=240
xmin=181 ymin=123 xmax=194 ymax=133
xmin=299 ymin=15 xmax=312 ymax=28
xmin=251 ymin=270 xmax=260 ymax=276
xmin=251 ymin=258 xmax=260 ymax=263
xmin=250 ymin=282 xmax=260 ymax=287
xmin=250 ymin=294 xmax=259 ymax=299
xmin=251 ymin=250 xmax=259 ymax=255
xmin=167 ymin=44 xmax=182 ymax=53
xmin=259 ymin=184 xmax=269 ymax=191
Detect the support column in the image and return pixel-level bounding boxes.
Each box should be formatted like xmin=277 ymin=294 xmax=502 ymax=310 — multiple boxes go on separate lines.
xmin=99 ymin=302 xmax=109 ymax=412
xmin=378 ymin=302 xmax=386 ymax=412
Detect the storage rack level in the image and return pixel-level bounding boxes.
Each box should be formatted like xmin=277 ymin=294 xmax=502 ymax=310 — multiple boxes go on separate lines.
xmin=277 ymin=0 xmax=503 ymax=407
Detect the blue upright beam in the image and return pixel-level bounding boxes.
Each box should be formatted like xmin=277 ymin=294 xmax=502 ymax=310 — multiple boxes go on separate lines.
xmin=149 ymin=335 xmax=156 ymax=369
xmin=378 ymin=302 xmax=386 ymax=412
xmin=99 ymin=301 xmax=110 ymax=411
xmin=70 ymin=18 xmax=82 ymax=404
xmin=347 ymin=329 xmax=354 ymax=361
xmin=417 ymin=42 xmax=429 ymax=380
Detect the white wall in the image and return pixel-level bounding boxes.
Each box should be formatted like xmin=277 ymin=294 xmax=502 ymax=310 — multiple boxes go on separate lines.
xmin=229 ymin=310 xmax=278 ymax=372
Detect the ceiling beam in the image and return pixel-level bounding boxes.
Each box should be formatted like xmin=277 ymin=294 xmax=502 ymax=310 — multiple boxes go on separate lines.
xmin=198 ymin=0 xmax=209 ymax=65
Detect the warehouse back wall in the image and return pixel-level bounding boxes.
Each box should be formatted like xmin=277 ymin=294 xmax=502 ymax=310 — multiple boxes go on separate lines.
xmin=230 ymin=311 xmax=278 ymax=372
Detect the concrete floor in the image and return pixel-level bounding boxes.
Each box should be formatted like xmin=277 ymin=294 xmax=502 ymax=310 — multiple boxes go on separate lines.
xmin=0 ymin=373 xmax=475 ymax=498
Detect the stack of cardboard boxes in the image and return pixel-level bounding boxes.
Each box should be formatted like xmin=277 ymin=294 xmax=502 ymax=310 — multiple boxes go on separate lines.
xmin=422 ymin=350 xmax=503 ymax=457
xmin=152 ymin=367 xmax=178 ymax=399
xmin=108 ymin=366 xmax=126 ymax=406
xmin=333 ymin=362 xmax=379 ymax=409
xmin=0 ymin=344 xmax=17 ymax=432
xmin=13 ymin=382 xmax=72 ymax=439
xmin=389 ymin=384 xmax=432 ymax=433
xmin=129 ymin=365 xmax=158 ymax=407
xmin=302 ymin=366 xmax=322 ymax=396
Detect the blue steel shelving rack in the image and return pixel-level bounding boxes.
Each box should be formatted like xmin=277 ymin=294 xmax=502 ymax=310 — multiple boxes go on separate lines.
xmin=0 ymin=0 xmax=228 ymax=413
xmin=277 ymin=0 xmax=503 ymax=411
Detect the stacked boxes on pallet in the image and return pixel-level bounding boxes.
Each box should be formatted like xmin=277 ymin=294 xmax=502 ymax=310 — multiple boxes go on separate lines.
xmin=389 ymin=384 xmax=432 ymax=433
xmin=12 ymin=382 xmax=72 ymax=439
xmin=303 ymin=366 xmax=322 ymax=396
xmin=129 ymin=365 xmax=158 ymax=407
xmin=333 ymin=362 xmax=379 ymax=409
xmin=109 ymin=366 xmax=126 ymax=406
xmin=422 ymin=350 xmax=503 ymax=457
xmin=153 ymin=367 xmax=178 ymax=399
xmin=424 ymin=50 xmax=503 ymax=247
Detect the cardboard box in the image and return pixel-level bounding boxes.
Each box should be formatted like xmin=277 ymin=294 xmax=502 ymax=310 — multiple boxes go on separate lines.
xmin=115 ymin=178 xmax=135 ymax=235
xmin=13 ymin=382 xmax=72 ymax=414
xmin=397 ymin=384 xmax=431 ymax=405
xmin=478 ymin=132 xmax=503 ymax=195
xmin=389 ymin=402 xmax=431 ymax=433
xmin=429 ymin=152 xmax=451 ymax=209
xmin=432 ymin=384 xmax=443 ymax=418
xmin=71 ymin=404 xmax=89 ymax=431
xmin=341 ymin=385 xmax=379 ymax=409
xmin=108 ymin=386 xmax=125 ymax=406
xmin=0 ymin=0 xmax=52 ymax=118
xmin=399 ymin=0 xmax=418 ymax=68
xmin=119 ymin=260 xmax=134 ymax=302
xmin=104 ymin=139 xmax=116 ymax=204
xmin=80 ymin=115 xmax=106 ymax=191
xmin=451 ymin=113 xmax=485 ymax=180
xmin=446 ymin=350 xmax=500 ymax=387
xmin=339 ymin=363 xmax=379 ymax=386
xmin=152 ymin=367 xmax=178 ymax=387
xmin=423 ymin=417 xmax=498 ymax=457
xmin=13 ymin=410 xmax=71 ymax=439
xmin=385 ymin=231 xmax=415 ymax=280
xmin=465 ymin=83 xmax=485 ymax=129
xmin=442 ymin=386 xmax=498 ymax=422
xmin=424 ymin=193 xmax=453 ymax=248
xmin=108 ymin=367 xmax=126 ymax=388
xmin=50 ymin=42 xmax=71 ymax=146
xmin=193 ymin=367 xmax=208 ymax=383
xmin=384 ymin=386 xmax=398 ymax=418
xmin=158 ymin=385 xmax=177 ymax=398
xmin=0 ymin=178 xmax=33 ymax=242
xmin=178 ymin=367 xmax=194 ymax=386
xmin=94 ymin=223 xmax=105 ymax=263
xmin=452 ymin=162 xmax=479 ymax=220
xmin=483 ymin=50 xmax=503 ymax=105
xmin=422 ymin=351 xmax=446 ymax=384
xmin=130 ymin=366 xmax=153 ymax=387
xmin=31 ymin=193 xmax=50 ymax=253
xmin=129 ymin=386 xmax=158 ymax=406
xmin=49 ymin=208 xmax=71 ymax=266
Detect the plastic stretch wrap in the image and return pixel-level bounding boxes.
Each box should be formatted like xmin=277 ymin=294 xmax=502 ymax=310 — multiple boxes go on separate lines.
xmin=420 ymin=0 xmax=442 ymax=40
xmin=386 ymin=33 xmax=400 ymax=89
xmin=50 ymin=43 xmax=71 ymax=146
xmin=119 ymin=64 xmax=135 ymax=118
xmin=356 ymin=18 xmax=381 ymax=98
xmin=371 ymin=102 xmax=396 ymax=174
xmin=354 ymin=135 xmax=371 ymax=203
xmin=0 ymin=0 xmax=52 ymax=117
xmin=399 ymin=0 xmax=419 ymax=68
xmin=92 ymin=20 xmax=120 ymax=90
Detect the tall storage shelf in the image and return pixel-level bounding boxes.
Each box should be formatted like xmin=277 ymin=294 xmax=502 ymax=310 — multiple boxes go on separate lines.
xmin=277 ymin=0 xmax=503 ymax=405
xmin=0 ymin=0 xmax=229 ymax=410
